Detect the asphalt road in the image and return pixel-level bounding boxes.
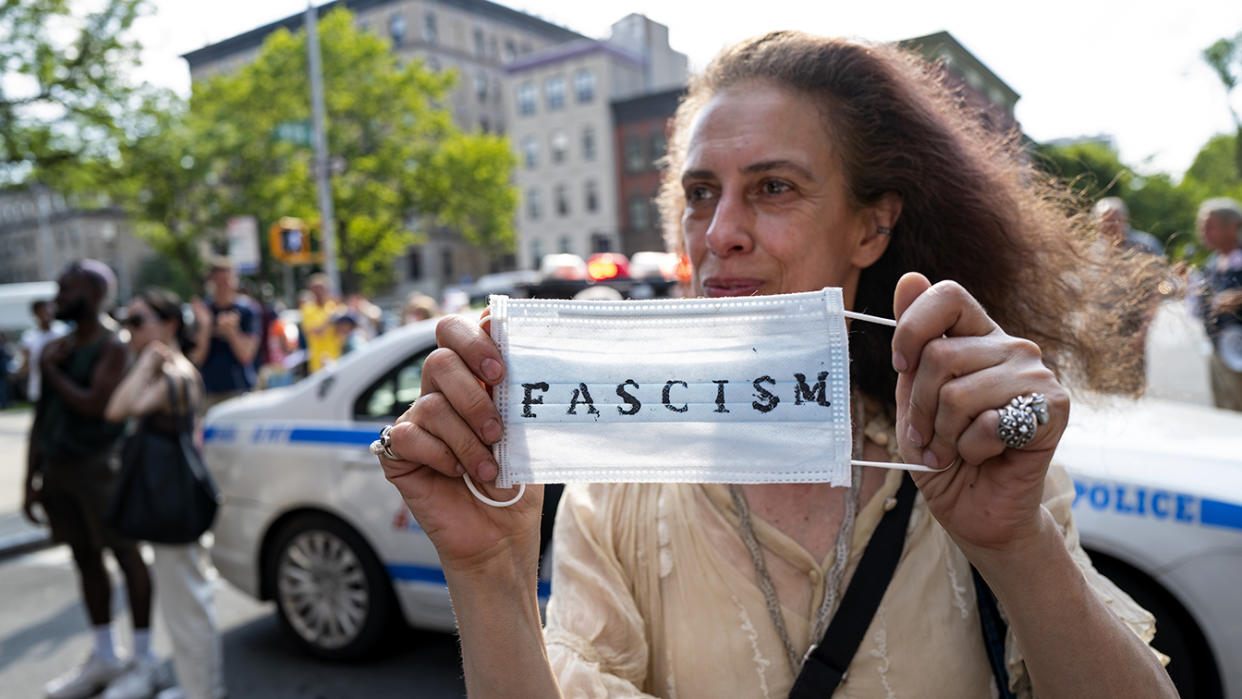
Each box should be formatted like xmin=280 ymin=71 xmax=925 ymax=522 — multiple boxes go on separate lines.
xmin=0 ymin=521 xmax=467 ymax=699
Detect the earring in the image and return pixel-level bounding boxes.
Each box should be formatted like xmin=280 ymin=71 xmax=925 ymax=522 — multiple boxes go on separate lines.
xmin=877 ymin=225 xmax=892 ymax=236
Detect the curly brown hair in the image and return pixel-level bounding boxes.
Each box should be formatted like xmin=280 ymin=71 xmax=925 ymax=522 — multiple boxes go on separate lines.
xmin=658 ymin=31 xmax=1168 ymax=402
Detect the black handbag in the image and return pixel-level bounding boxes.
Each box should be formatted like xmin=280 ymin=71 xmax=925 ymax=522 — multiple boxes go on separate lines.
xmin=106 ymin=373 xmax=220 ymax=544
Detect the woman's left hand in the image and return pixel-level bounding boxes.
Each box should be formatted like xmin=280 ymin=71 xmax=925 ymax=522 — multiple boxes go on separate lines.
xmin=890 ymin=272 xmax=1070 ymax=556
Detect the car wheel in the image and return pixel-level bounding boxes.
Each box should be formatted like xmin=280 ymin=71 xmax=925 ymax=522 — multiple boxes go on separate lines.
xmin=269 ymin=513 xmax=397 ymax=660
xmin=1091 ymin=554 xmax=1224 ymax=699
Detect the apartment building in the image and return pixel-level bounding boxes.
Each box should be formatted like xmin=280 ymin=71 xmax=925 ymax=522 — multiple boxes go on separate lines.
xmin=612 ymin=86 xmax=684 ymax=255
xmin=182 ymin=0 xmax=586 ymax=296
xmin=504 ymin=14 xmax=687 ymax=269
xmin=0 ymin=187 xmax=144 ymax=299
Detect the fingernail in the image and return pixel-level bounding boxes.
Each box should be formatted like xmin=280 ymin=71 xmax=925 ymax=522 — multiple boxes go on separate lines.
xmin=477 ymin=459 xmax=498 ymax=481
xmin=481 ymin=358 xmax=503 ymax=383
xmin=483 ymin=419 xmax=502 ymax=443
xmin=906 ymin=424 xmax=925 ymax=448
xmin=922 ymin=449 xmax=939 ymax=470
xmin=892 ymin=350 xmax=908 ymax=373
xmin=455 ymin=463 xmax=465 ymax=475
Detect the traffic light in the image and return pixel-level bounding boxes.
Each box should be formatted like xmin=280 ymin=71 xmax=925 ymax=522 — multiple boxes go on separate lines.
xmin=269 ymin=217 xmax=310 ymax=263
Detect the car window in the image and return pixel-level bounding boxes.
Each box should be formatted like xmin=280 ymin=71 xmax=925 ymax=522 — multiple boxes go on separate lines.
xmin=354 ymin=347 xmax=434 ymax=420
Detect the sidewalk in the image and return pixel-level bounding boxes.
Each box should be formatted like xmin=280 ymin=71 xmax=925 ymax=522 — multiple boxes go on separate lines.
xmin=0 ymin=407 xmax=52 ymax=558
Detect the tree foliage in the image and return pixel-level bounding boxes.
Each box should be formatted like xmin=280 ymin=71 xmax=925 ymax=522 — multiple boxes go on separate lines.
xmin=0 ymin=0 xmax=147 ymax=187
xmin=133 ymin=7 xmax=517 ymax=296
xmin=1203 ymin=31 xmax=1242 ymax=179
xmin=1032 ymin=140 xmax=1196 ymax=254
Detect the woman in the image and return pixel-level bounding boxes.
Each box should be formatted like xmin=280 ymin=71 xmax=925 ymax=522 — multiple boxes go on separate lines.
xmin=104 ymin=289 xmax=224 ymax=699
xmin=378 ymin=33 xmax=1174 ymax=697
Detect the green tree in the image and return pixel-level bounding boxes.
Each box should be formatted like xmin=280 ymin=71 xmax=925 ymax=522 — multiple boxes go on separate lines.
xmin=1203 ymin=32 xmax=1242 ymax=179
xmin=1031 ymin=140 xmax=1131 ymax=202
xmin=0 ymin=0 xmax=147 ymax=187
xmin=1032 ymin=140 xmax=1199 ymax=253
xmin=170 ymin=8 xmax=516 ymax=295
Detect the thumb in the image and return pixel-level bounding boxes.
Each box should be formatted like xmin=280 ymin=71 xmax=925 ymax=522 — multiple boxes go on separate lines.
xmin=893 ymin=272 xmax=932 ymax=321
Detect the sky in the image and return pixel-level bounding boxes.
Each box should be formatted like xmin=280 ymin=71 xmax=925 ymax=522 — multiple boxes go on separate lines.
xmin=130 ymin=0 xmax=1242 ymax=179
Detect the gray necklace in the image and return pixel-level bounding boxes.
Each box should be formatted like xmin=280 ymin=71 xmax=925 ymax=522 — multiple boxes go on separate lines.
xmin=728 ymin=399 xmax=865 ymax=676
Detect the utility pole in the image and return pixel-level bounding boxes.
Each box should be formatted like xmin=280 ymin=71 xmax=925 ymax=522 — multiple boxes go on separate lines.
xmin=305 ymin=1 xmax=340 ymax=296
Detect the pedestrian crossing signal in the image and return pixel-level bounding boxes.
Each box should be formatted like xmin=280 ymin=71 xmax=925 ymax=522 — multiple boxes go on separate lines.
xmin=269 ymin=217 xmax=319 ymax=264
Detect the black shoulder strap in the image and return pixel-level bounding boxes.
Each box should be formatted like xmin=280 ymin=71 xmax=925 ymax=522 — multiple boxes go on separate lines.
xmin=788 ymin=474 xmax=917 ymax=698
xmin=972 ymin=566 xmax=1015 ymax=699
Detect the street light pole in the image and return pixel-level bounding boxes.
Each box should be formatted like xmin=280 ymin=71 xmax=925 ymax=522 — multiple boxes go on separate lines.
xmin=305 ymin=1 xmax=340 ymax=296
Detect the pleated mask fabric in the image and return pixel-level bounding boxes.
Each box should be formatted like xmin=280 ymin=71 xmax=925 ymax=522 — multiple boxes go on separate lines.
xmin=488 ymin=289 xmax=855 ymax=489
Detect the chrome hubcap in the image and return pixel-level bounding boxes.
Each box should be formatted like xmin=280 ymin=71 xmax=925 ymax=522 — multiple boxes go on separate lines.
xmin=277 ymin=529 xmax=369 ymax=648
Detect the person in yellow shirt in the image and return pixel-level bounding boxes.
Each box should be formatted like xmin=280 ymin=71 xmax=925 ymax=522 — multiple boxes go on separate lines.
xmin=299 ymin=273 xmax=340 ymax=373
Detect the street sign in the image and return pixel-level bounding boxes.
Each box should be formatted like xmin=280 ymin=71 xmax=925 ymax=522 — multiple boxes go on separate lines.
xmin=227 ymin=216 xmax=261 ymax=274
xmin=272 ymin=119 xmax=312 ymax=147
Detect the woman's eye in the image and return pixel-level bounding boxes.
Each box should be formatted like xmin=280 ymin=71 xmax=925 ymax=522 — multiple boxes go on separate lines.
xmin=761 ymin=180 xmax=792 ymax=195
xmin=686 ymin=185 xmax=715 ymax=203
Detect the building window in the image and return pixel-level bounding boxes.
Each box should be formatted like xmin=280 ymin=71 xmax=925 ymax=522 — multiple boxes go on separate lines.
xmin=516 ymin=82 xmax=536 ymax=116
xmin=503 ymin=40 xmax=516 ymax=63
xmin=473 ymin=28 xmax=485 ymax=57
xmin=558 ymin=235 xmax=572 ymax=254
xmin=407 ymin=247 xmax=424 ymax=280
xmin=479 ymin=115 xmax=490 ymax=133
xmin=573 ymin=68 xmax=595 ymax=103
xmin=624 ymin=134 xmax=645 ymax=173
xmin=584 ymin=180 xmax=598 ymax=212
xmin=422 ymin=12 xmax=437 ymax=43
xmin=474 ymin=72 xmax=488 ymax=102
xmin=629 ymin=195 xmax=650 ymax=230
xmin=550 ymin=131 xmax=568 ymax=164
xmin=650 ymin=130 xmax=667 ymax=163
xmin=522 ymin=135 xmax=538 ymax=169
xmin=441 ymin=248 xmax=453 ymax=279
xmin=590 ymin=233 xmax=611 ymax=254
xmin=530 ymin=239 xmax=543 ymax=269
xmin=389 ymin=13 xmax=407 ymax=46
xmin=545 ymin=76 xmax=565 ymax=111
xmin=527 ymin=188 xmax=542 ymax=221
xmin=582 ymin=126 xmax=596 ymax=161
xmin=555 ymin=184 xmax=569 ymax=216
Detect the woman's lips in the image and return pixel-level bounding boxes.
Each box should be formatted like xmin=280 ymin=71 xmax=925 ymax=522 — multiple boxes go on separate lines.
xmin=703 ymin=278 xmax=764 ymax=297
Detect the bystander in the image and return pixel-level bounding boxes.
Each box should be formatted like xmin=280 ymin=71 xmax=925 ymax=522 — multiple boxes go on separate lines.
xmin=1191 ymin=197 xmax=1242 ymax=411
xmin=19 ymin=299 xmax=68 ymax=403
xmin=24 ymin=260 xmax=154 ymax=699
xmin=299 ymin=273 xmax=340 ymax=373
xmin=189 ymin=258 xmax=260 ymax=408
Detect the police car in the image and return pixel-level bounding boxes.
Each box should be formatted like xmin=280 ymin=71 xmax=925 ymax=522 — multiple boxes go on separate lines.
xmin=202 ymin=312 xmax=1242 ymax=698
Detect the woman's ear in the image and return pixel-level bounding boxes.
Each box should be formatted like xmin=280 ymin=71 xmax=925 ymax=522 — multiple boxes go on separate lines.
xmin=852 ymin=192 xmax=903 ymax=269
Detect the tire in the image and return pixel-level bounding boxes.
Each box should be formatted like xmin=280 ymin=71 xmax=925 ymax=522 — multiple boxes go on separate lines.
xmin=1091 ymin=555 xmax=1223 ymax=699
xmin=268 ymin=513 xmax=397 ymax=660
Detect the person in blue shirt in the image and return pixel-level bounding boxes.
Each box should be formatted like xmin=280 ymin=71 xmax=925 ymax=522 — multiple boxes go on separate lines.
xmin=189 ymin=257 xmax=260 ymax=408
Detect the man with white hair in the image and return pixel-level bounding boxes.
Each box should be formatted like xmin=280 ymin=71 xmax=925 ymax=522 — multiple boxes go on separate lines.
xmin=1193 ymin=197 xmax=1242 ymax=411
xmin=1093 ymin=196 xmax=1164 ymax=256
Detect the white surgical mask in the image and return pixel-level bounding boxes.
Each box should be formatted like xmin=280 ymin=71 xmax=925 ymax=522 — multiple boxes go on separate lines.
xmin=484 ymin=288 xmax=926 ymax=498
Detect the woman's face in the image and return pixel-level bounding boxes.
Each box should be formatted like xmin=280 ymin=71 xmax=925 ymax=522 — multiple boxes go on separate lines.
xmin=123 ymin=299 xmax=164 ymax=352
xmin=679 ymin=82 xmax=892 ymax=307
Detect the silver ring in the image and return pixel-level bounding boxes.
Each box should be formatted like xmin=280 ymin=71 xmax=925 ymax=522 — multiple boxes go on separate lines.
xmin=369 ymin=424 xmax=399 ymax=460
xmin=996 ymin=393 xmax=1048 ymax=450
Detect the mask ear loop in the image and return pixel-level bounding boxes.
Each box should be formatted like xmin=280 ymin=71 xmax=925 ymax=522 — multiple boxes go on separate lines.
xmin=843 ymin=309 xmax=946 ymax=473
xmin=462 ymin=470 xmax=526 ymax=507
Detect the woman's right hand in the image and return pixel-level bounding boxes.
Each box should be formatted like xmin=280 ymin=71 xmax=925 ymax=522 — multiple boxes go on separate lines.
xmin=379 ymin=313 xmax=545 ymax=578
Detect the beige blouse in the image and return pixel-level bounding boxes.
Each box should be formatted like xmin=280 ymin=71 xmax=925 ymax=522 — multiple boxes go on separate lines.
xmin=544 ymin=418 xmax=1162 ymax=698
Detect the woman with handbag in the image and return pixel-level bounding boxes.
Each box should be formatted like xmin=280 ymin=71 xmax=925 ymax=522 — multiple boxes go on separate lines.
xmin=104 ymin=288 xmax=225 ymax=699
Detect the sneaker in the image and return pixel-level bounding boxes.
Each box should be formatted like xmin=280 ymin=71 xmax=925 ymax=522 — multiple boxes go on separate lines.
xmin=153 ymin=688 xmax=185 ymax=699
xmin=102 ymin=656 xmax=161 ymax=699
xmin=45 ymin=653 xmax=126 ymax=699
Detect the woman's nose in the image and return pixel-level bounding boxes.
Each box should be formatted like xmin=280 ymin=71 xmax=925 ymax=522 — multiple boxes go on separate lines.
xmin=704 ymin=191 xmax=754 ymax=257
